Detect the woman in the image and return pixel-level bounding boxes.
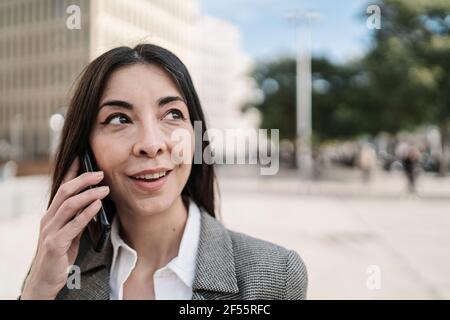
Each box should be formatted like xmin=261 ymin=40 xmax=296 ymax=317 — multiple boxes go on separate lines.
xmin=20 ymin=44 xmax=308 ymax=300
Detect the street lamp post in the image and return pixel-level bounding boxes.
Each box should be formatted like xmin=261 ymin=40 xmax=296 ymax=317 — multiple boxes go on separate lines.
xmin=286 ymin=11 xmax=321 ymax=178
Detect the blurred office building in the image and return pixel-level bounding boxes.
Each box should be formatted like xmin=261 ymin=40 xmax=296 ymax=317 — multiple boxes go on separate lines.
xmin=197 ymin=15 xmax=254 ymax=131
xmin=0 ymin=0 xmax=254 ymax=163
xmin=196 ymin=15 xmax=257 ymax=162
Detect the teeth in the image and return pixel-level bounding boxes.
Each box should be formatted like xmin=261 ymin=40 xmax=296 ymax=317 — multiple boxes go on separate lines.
xmin=133 ymin=171 xmax=167 ymax=180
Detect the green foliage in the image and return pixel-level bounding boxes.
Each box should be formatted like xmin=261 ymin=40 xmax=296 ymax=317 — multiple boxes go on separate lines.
xmin=245 ymin=0 xmax=450 ymax=144
xmin=247 ymin=56 xmax=382 ymax=142
xmin=247 ymin=58 xmax=297 ymax=141
xmin=365 ymin=0 xmax=450 ymax=128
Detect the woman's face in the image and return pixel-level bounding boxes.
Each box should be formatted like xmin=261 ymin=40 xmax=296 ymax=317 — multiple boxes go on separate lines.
xmin=90 ymin=63 xmax=194 ymax=218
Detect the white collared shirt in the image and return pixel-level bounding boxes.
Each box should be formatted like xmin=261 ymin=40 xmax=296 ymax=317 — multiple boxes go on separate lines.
xmin=109 ymin=198 xmax=201 ymax=300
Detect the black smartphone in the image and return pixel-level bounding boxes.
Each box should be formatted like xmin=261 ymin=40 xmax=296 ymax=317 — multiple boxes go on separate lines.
xmin=79 ymin=147 xmax=114 ymax=252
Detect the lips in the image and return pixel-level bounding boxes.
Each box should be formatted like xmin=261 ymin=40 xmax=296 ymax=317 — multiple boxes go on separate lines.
xmin=129 ymin=167 xmax=174 ymax=177
xmin=128 ymin=170 xmax=172 ymax=192
xmin=130 ymin=169 xmax=172 ymax=181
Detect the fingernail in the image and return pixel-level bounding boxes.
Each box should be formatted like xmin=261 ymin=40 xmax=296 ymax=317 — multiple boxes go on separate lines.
xmin=95 ymin=171 xmax=104 ymax=177
xmin=98 ymin=186 xmax=109 ymax=194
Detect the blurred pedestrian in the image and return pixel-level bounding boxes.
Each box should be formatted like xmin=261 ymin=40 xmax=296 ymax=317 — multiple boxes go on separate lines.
xmin=396 ymin=143 xmax=420 ymax=193
xmin=403 ymin=146 xmax=420 ymax=193
xmin=358 ymin=144 xmax=377 ymax=183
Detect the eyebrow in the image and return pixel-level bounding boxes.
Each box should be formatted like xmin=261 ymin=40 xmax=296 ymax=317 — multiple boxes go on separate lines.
xmin=99 ymin=95 xmax=186 ymax=110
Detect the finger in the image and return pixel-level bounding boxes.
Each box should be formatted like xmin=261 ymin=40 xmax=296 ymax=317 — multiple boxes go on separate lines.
xmin=45 ymin=156 xmax=81 ymax=217
xmin=62 ymin=157 xmax=80 ymax=184
xmin=56 ymin=199 xmax=102 ymax=246
xmin=42 ymin=157 xmax=81 ymax=222
xmin=49 ymin=186 xmax=110 ymax=231
xmin=67 ymin=231 xmax=83 ymax=261
xmin=47 ymin=171 xmax=104 ymax=218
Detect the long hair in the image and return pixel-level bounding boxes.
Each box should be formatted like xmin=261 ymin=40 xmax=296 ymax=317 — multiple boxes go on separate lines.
xmin=48 ymin=44 xmax=219 ymax=218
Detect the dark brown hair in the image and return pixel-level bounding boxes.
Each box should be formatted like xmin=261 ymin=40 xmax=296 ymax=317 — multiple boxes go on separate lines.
xmin=48 ymin=44 xmax=219 ymax=218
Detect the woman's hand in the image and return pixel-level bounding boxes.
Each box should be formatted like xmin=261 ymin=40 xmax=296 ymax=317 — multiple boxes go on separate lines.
xmin=20 ymin=157 xmax=110 ymax=300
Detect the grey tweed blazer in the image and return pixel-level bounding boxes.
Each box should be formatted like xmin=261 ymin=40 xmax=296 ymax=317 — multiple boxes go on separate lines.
xmin=54 ymin=208 xmax=308 ymax=300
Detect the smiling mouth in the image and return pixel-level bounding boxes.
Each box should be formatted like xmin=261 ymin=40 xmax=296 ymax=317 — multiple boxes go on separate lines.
xmin=129 ymin=170 xmax=173 ymax=182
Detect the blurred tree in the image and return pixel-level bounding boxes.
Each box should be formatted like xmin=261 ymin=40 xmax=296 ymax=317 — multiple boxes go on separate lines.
xmin=364 ymin=0 xmax=450 ymax=175
xmin=244 ymin=58 xmax=297 ymax=141
xmin=311 ymin=58 xmax=381 ymax=141
xmin=244 ymin=0 xmax=449 ymax=172
xmin=243 ymin=57 xmax=378 ymax=143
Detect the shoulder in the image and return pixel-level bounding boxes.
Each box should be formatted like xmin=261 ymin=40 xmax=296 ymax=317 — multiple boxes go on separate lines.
xmin=226 ymin=228 xmax=308 ymax=299
xmin=196 ymin=209 xmax=308 ymax=300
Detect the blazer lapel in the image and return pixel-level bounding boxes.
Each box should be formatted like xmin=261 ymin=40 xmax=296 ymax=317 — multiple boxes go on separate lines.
xmin=192 ymin=210 xmax=239 ymax=300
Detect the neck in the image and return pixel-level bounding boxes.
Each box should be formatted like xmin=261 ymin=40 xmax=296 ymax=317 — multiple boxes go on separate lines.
xmin=116 ymin=196 xmax=189 ymax=273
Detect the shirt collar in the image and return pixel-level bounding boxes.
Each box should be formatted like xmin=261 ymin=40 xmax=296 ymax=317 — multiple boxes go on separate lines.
xmin=109 ymin=197 xmax=201 ymax=287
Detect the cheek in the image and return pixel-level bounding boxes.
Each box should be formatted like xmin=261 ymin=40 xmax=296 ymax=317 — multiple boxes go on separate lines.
xmin=168 ymin=125 xmax=195 ymax=164
xmin=172 ymin=126 xmax=194 ymax=190
xmin=172 ymin=162 xmax=192 ymax=192
xmin=185 ymin=127 xmax=195 ymax=160
xmin=90 ymin=133 xmax=130 ymax=178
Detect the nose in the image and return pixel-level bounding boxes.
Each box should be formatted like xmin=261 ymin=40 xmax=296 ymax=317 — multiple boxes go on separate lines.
xmin=132 ymin=120 xmax=168 ymax=158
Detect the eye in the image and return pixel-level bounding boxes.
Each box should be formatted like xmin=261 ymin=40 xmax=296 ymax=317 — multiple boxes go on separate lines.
xmin=101 ymin=113 xmax=131 ymax=125
xmin=163 ymin=109 xmax=185 ymax=121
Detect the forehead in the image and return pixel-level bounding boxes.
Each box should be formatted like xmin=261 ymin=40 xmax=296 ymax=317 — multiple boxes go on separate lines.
xmin=101 ymin=63 xmax=182 ymax=102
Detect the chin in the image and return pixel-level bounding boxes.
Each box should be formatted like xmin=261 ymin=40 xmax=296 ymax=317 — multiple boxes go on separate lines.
xmin=134 ymin=196 xmax=175 ymax=216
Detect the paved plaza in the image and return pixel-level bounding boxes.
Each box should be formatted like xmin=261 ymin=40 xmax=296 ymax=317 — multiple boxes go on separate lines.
xmin=1 ymin=167 xmax=449 ymax=299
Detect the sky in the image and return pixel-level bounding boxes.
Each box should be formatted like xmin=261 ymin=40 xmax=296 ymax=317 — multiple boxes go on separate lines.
xmin=201 ymin=0 xmax=374 ymax=64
